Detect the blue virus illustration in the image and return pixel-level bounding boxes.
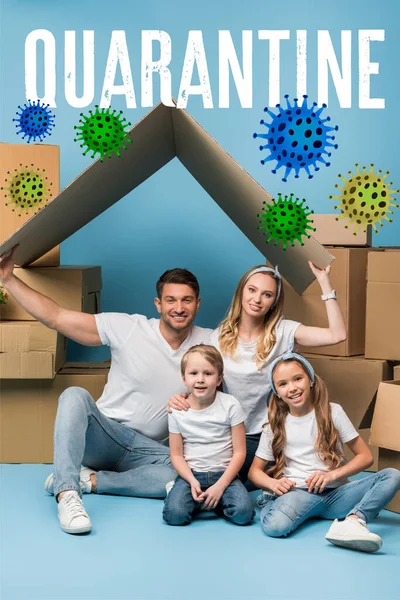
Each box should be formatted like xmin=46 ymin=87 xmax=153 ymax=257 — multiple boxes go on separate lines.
xmin=13 ymin=100 xmax=55 ymax=143
xmin=330 ymin=164 xmax=399 ymax=234
xmin=74 ymin=106 xmax=132 ymax=162
xmin=1 ymin=164 xmax=52 ymax=216
xmin=253 ymin=95 xmax=338 ymax=182
xmin=258 ymin=193 xmax=315 ymax=251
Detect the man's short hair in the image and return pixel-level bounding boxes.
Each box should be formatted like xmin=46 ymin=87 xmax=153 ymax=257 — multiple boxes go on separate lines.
xmin=156 ymin=268 xmax=200 ymax=299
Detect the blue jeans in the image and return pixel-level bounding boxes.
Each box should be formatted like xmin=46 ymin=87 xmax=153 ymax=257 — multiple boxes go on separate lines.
xmin=52 ymin=387 xmax=176 ymax=499
xmin=258 ymin=469 xmax=400 ymax=537
xmin=163 ymin=472 xmax=255 ymax=526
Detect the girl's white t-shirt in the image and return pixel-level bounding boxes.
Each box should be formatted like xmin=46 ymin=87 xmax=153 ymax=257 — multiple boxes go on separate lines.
xmin=168 ymin=391 xmax=245 ymax=472
xmin=209 ymin=318 xmax=300 ymax=435
xmin=256 ymin=403 xmax=359 ymax=488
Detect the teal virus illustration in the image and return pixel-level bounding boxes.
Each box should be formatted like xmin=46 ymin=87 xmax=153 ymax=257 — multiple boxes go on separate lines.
xmin=330 ymin=164 xmax=399 ymax=234
xmin=258 ymin=193 xmax=315 ymax=250
xmin=1 ymin=164 xmax=52 ymax=216
xmin=13 ymin=99 xmax=55 ymax=143
xmin=74 ymin=106 xmax=132 ymax=161
xmin=0 ymin=285 xmax=8 ymax=305
xmin=253 ymin=95 xmax=338 ymax=182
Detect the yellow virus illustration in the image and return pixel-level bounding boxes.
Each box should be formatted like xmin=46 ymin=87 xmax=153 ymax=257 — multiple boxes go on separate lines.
xmin=1 ymin=164 xmax=52 ymax=216
xmin=330 ymin=164 xmax=399 ymax=234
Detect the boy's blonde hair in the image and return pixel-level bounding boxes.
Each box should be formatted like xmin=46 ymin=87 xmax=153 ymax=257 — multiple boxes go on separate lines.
xmin=180 ymin=344 xmax=224 ymax=378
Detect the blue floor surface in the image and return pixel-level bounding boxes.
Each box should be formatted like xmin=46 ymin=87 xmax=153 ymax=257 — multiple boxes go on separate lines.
xmin=1 ymin=465 xmax=399 ymax=600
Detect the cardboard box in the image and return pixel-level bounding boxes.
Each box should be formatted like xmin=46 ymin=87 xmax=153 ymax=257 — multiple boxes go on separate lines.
xmin=0 ymin=321 xmax=66 ymax=378
xmin=312 ymin=214 xmax=371 ymax=246
xmin=0 ymin=143 xmax=60 ymax=267
xmin=0 ymin=265 xmax=102 ymax=320
xmin=0 ymin=103 xmax=334 ymax=295
xmin=305 ymin=354 xmax=392 ymax=471
xmin=394 ymin=365 xmax=400 ymax=379
xmin=367 ymin=381 xmax=400 ymax=512
xmin=283 ymin=248 xmax=372 ymax=356
xmin=365 ymin=251 xmax=400 ymax=360
xmin=0 ymin=363 xmax=109 ymax=463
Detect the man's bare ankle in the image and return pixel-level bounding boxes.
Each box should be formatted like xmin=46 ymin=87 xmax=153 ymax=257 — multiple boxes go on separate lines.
xmin=90 ymin=474 xmax=97 ymax=492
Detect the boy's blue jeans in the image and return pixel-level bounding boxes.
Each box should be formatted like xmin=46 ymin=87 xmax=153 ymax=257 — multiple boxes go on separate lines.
xmin=163 ymin=472 xmax=255 ymax=526
xmin=258 ymin=469 xmax=400 ymax=537
xmin=52 ymin=387 xmax=176 ymax=499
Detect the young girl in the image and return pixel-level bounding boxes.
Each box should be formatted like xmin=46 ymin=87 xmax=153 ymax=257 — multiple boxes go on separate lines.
xmin=163 ymin=344 xmax=255 ymax=526
xmin=170 ymin=262 xmax=346 ymax=481
xmin=248 ymin=348 xmax=400 ymax=552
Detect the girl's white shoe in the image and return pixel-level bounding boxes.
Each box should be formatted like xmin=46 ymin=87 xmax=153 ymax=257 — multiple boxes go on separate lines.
xmin=325 ymin=517 xmax=382 ymax=553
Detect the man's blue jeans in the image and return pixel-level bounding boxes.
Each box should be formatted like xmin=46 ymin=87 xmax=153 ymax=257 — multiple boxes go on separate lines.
xmin=163 ymin=472 xmax=255 ymax=526
xmin=52 ymin=387 xmax=176 ymax=499
xmin=257 ymin=469 xmax=400 ymax=537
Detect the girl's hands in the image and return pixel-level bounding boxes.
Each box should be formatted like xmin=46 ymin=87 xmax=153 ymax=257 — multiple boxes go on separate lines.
xmin=199 ymin=482 xmax=225 ymax=509
xmin=190 ymin=479 xmax=203 ymax=502
xmin=308 ymin=261 xmax=332 ymax=289
xmin=305 ymin=470 xmax=336 ymax=493
xmin=0 ymin=245 xmax=19 ymax=285
xmin=270 ymin=477 xmax=296 ymax=496
xmin=166 ymin=393 xmax=190 ymax=413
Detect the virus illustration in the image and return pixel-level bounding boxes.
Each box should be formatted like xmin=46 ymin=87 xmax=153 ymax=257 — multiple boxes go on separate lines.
xmin=13 ymin=99 xmax=55 ymax=143
xmin=1 ymin=164 xmax=52 ymax=216
xmin=74 ymin=106 xmax=132 ymax=161
xmin=258 ymin=193 xmax=315 ymax=250
xmin=330 ymin=164 xmax=399 ymax=234
xmin=253 ymin=95 xmax=338 ymax=182
xmin=0 ymin=285 xmax=8 ymax=305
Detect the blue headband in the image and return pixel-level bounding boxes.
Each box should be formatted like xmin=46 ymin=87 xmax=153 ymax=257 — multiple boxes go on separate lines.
xmin=268 ymin=344 xmax=315 ymax=396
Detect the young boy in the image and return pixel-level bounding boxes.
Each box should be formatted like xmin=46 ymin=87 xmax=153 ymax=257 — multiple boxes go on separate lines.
xmin=163 ymin=344 xmax=255 ymax=526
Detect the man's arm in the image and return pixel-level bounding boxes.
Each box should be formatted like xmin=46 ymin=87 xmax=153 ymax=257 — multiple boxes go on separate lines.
xmin=0 ymin=246 xmax=102 ymax=347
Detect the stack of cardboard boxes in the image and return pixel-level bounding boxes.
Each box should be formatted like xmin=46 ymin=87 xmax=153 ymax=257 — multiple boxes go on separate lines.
xmin=279 ymin=215 xmax=400 ymax=513
xmin=0 ymin=143 xmax=108 ymax=463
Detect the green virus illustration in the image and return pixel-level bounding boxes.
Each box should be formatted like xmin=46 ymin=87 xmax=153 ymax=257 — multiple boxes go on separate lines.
xmin=74 ymin=106 xmax=132 ymax=161
xmin=1 ymin=164 xmax=52 ymax=216
xmin=330 ymin=164 xmax=399 ymax=234
xmin=0 ymin=285 xmax=8 ymax=305
xmin=258 ymin=193 xmax=315 ymax=250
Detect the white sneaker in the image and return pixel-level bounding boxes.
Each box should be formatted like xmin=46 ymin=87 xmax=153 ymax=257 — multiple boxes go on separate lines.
xmin=165 ymin=480 xmax=175 ymax=495
xmin=325 ymin=517 xmax=382 ymax=553
xmin=57 ymin=491 xmax=92 ymax=534
xmin=45 ymin=466 xmax=97 ymax=496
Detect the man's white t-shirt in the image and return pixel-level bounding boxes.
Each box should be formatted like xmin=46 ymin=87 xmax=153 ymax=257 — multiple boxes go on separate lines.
xmin=168 ymin=391 xmax=245 ymax=472
xmin=95 ymin=313 xmax=212 ymax=442
xmin=209 ymin=318 xmax=300 ymax=435
xmin=256 ymin=403 xmax=359 ymax=488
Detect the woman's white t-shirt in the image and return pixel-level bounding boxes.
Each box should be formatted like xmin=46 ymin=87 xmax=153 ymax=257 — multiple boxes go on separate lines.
xmin=209 ymin=318 xmax=300 ymax=435
xmin=256 ymin=403 xmax=359 ymax=488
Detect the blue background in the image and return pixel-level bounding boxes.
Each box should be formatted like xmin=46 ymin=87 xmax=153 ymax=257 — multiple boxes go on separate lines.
xmin=1 ymin=0 xmax=399 ymax=361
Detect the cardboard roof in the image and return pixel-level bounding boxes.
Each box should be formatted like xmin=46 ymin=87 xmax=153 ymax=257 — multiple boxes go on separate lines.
xmin=0 ymin=102 xmax=334 ymax=294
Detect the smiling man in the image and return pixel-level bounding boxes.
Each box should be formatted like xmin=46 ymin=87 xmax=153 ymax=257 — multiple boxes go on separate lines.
xmin=0 ymin=247 xmax=211 ymax=535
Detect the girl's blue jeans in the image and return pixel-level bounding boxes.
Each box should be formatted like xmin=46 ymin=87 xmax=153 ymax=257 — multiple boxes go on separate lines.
xmin=52 ymin=387 xmax=176 ymax=499
xmin=258 ymin=469 xmax=400 ymax=537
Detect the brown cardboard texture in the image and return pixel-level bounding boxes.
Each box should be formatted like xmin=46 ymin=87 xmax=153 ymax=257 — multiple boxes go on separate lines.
xmin=368 ymin=380 xmax=400 ymax=512
xmin=365 ymin=251 xmax=400 ymax=360
xmin=394 ymin=365 xmax=400 ymax=380
xmin=282 ymin=248 xmax=371 ymax=356
xmin=0 ymin=363 xmax=109 ymax=463
xmin=0 ymin=266 xmax=101 ymax=320
xmin=0 ymin=322 xmax=66 ymax=378
xmin=0 ymin=103 xmax=334 ymax=295
xmin=312 ymin=215 xmax=371 ymax=246
xmin=305 ymin=354 xmax=391 ymax=471
xmin=0 ymin=143 xmax=60 ymax=266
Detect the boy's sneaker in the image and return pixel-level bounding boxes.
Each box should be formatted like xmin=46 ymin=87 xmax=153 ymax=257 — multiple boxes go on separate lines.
xmin=325 ymin=517 xmax=382 ymax=553
xmin=45 ymin=466 xmax=96 ymax=496
xmin=58 ymin=491 xmax=92 ymax=534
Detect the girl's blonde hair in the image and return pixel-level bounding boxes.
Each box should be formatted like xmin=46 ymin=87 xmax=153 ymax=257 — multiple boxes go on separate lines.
xmin=180 ymin=344 xmax=224 ymax=378
xmin=267 ymin=359 xmax=344 ymax=479
xmin=218 ymin=265 xmax=284 ymax=367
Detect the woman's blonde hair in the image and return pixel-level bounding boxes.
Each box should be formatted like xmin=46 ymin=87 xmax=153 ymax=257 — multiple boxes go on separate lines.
xmin=218 ymin=265 xmax=284 ymax=367
xmin=180 ymin=344 xmax=224 ymax=378
xmin=267 ymin=359 xmax=344 ymax=479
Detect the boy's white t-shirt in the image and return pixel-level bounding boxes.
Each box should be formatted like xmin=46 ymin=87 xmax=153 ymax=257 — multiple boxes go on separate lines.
xmin=95 ymin=313 xmax=212 ymax=442
xmin=168 ymin=391 xmax=245 ymax=472
xmin=256 ymin=403 xmax=359 ymax=488
xmin=209 ymin=318 xmax=301 ymax=435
